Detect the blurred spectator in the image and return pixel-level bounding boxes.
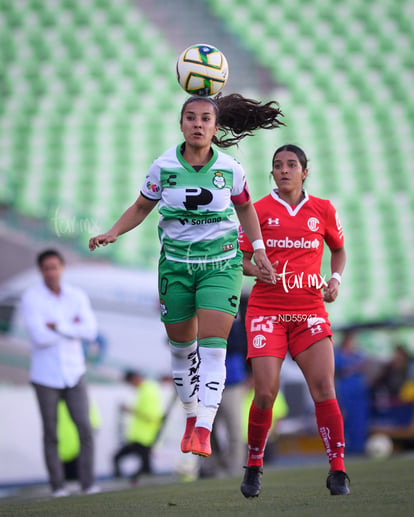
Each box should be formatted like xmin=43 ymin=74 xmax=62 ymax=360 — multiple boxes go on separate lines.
xmin=113 ymin=370 xmax=164 ymax=483
xmin=21 ymin=249 xmax=99 ymax=497
xmin=199 ymin=313 xmax=248 ymax=478
xmin=370 ymin=344 xmax=414 ymax=429
xmin=334 ymin=331 xmax=370 ymax=454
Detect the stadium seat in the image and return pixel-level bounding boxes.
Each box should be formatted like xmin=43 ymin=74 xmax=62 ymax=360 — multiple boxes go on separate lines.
xmin=0 ymin=0 xmax=413 ymax=330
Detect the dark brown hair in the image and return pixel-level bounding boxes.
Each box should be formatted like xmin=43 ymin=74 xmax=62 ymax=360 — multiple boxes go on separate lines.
xmin=272 ymin=144 xmax=308 ymax=171
xmin=36 ymin=249 xmax=64 ymax=267
xmin=180 ymin=93 xmax=285 ymax=148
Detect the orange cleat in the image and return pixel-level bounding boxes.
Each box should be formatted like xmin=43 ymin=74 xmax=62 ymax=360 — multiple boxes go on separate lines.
xmin=181 ymin=416 xmax=197 ymax=453
xmin=191 ymin=426 xmax=211 ymax=457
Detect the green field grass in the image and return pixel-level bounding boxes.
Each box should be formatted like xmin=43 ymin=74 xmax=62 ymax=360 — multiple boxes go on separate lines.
xmin=1 ymin=456 xmax=413 ymax=517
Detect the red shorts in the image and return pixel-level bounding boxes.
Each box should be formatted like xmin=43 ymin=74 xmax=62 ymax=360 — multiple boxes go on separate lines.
xmin=245 ymin=313 xmax=332 ymax=360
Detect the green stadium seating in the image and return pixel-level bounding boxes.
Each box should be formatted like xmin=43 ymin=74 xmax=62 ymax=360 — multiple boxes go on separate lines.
xmin=0 ymin=0 xmax=413 ymax=330
xmin=206 ymin=0 xmax=414 ymax=329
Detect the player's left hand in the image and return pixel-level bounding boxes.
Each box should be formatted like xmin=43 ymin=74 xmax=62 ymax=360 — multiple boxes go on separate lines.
xmin=323 ymin=278 xmax=340 ymax=302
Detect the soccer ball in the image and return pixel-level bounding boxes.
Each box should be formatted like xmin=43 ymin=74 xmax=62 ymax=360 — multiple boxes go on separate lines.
xmin=365 ymin=433 xmax=393 ymax=459
xmin=176 ymin=43 xmax=229 ymax=97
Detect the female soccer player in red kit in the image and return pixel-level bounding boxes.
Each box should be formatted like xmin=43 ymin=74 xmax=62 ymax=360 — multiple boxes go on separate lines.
xmin=239 ymin=144 xmax=349 ymax=497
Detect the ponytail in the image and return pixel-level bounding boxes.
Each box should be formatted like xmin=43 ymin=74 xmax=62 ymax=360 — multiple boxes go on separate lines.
xmin=214 ymin=93 xmax=285 ymax=148
xmin=180 ymin=93 xmax=285 ymax=149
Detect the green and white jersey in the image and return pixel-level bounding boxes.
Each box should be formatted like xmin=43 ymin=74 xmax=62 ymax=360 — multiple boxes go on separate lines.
xmin=141 ymin=144 xmax=249 ymax=263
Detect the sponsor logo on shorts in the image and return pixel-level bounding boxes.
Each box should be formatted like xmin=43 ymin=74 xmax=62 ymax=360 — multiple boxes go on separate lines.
xmin=228 ymin=295 xmax=238 ymax=308
xmin=310 ymin=324 xmax=323 ymax=335
xmin=253 ymin=334 xmax=266 ymax=348
xmin=307 ymin=316 xmax=326 ymax=328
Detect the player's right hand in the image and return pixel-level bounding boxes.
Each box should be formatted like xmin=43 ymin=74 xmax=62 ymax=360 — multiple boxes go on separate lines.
xmin=89 ymin=232 xmax=117 ymax=251
xmin=255 ymin=258 xmax=280 ymax=284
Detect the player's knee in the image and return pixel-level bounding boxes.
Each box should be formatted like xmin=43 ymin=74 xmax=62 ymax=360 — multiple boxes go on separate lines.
xmin=254 ymin=389 xmax=277 ymax=410
xmin=310 ymin=379 xmax=335 ymax=402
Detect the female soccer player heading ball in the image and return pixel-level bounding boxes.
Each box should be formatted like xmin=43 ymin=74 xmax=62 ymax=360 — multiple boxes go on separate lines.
xmin=239 ymin=144 xmax=350 ymax=496
xmin=89 ymin=94 xmax=284 ymax=458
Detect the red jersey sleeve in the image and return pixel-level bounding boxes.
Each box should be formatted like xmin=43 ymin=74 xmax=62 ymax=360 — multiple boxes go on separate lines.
xmin=238 ymin=225 xmax=254 ymax=253
xmin=324 ymin=201 xmax=344 ymax=250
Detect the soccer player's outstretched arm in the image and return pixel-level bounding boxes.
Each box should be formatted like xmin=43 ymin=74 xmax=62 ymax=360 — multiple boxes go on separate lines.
xmin=89 ymin=195 xmax=158 ymax=250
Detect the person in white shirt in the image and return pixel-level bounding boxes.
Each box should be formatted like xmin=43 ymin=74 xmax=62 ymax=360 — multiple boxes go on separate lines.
xmin=21 ymin=249 xmax=99 ymax=497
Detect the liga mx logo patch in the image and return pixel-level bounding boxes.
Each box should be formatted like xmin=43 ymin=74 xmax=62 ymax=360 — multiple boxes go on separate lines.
xmin=146 ymin=180 xmax=160 ymax=193
xmin=213 ymin=171 xmax=226 ymax=189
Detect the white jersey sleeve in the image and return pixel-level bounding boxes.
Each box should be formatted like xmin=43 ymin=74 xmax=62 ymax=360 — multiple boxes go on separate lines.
xmin=140 ymin=160 xmax=162 ymax=201
xmin=231 ymin=159 xmax=248 ymax=197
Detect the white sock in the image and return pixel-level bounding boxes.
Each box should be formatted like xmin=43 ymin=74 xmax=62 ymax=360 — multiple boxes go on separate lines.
xmin=197 ymin=346 xmax=226 ymax=429
xmin=169 ymin=339 xmax=199 ymax=416
xmin=196 ymin=405 xmax=217 ymax=432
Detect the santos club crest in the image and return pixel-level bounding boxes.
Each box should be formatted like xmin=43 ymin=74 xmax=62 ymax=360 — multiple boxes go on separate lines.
xmin=213 ymin=172 xmax=226 ymax=189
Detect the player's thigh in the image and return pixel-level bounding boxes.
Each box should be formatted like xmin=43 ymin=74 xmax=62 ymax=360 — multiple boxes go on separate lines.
xmin=195 ymin=254 xmax=243 ymax=319
xmin=250 ymin=355 xmax=284 ymax=405
xmin=164 ymin=316 xmax=198 ymax=343
xmin=197 ymin=308 xmax=235 ymax=340
xmin=158 ymin=254 xmax=196 ymax=324
xmin=295 ymin=336 xmax=336 ymax=401
xmin=245 ymin=314 xmax=287 ymax=407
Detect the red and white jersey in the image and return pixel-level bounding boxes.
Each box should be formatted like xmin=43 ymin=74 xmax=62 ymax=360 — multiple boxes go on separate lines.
xmin=239 ymin=190 xmax=344 ymax=316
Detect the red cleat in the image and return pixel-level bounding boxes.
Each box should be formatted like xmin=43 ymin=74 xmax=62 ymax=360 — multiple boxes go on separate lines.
xmin=181 ymin=416 xmax=196 ymax=453
xmin=191 ymin=426 xmax=211 ymax=457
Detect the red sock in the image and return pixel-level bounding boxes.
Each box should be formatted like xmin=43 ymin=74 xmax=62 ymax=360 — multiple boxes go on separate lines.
xmin=315 ymin=398 xmax=346 ymax=472
xmin=247 ymin=402 xmax=273 ymax=467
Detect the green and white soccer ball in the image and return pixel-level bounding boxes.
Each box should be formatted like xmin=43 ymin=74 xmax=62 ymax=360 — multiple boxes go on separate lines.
xmin=176 ymin=43 xmax=229 ymax=97
xmin=365 ymin=433 xmax=393 ymax=459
